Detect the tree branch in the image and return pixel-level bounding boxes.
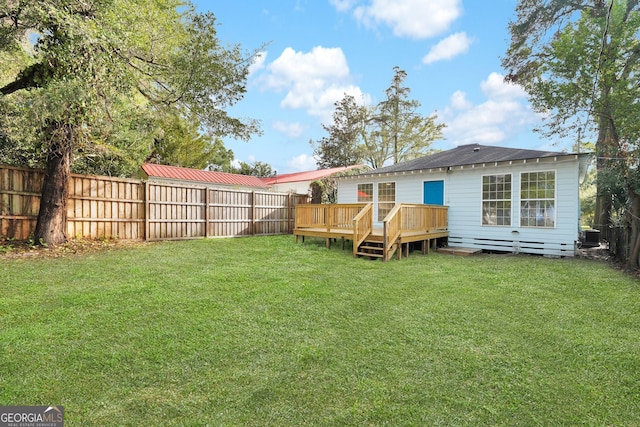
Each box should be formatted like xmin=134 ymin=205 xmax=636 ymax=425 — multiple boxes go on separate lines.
xmin=0 ymin=62 xmax=52 ymax=95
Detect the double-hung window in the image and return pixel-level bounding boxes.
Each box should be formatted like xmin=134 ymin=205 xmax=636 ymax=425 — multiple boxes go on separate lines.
xmin=520 ymin=171 xmax=555 ymax=227
xmin=482 ymin=174 xmax=512 ymax=226
xmin=357 ymin=183 xmax=373 ymax=203
xmin=377 ymin=182 xmax=395 ymax=220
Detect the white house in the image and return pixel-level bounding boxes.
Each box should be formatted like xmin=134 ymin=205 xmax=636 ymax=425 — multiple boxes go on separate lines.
xmin=263 ymin=165 xmax=367 ymax=194
xmin=337 ymin=144 xmax=590 ymax=257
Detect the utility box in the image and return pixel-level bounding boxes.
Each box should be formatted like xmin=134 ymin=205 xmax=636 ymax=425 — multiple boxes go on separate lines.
xmin=581 ymin=229 xmax=601 ymax=248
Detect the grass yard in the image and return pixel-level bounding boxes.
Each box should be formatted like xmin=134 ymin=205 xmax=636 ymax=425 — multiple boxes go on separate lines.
xmin=1 ymin=235 xmax=639 ymax=426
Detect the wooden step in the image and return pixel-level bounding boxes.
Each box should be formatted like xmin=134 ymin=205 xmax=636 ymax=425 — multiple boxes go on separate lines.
xmin=356 ymin=251 xmax=384 ymax=258
xmin=359 ymin=244 xmax=383 ymax=251
xmin=356 ymin=241 xmax=384 ymax=259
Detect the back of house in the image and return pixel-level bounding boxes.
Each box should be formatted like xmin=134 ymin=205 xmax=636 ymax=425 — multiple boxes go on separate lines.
xmin=337 ymin=144 xmax=590 ymax=257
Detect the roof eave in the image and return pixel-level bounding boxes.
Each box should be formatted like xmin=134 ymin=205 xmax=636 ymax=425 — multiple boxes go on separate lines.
xmin=338 ymin=153 xmax=586 ymax=180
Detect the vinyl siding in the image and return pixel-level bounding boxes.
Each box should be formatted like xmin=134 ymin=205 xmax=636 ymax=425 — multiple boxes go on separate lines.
xmin=337 ymin=157 xmax=581 ymax=256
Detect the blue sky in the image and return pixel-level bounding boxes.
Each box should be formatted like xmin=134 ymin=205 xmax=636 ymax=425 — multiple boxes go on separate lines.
xmin=193 ymin=0 xmax=560 ymax=174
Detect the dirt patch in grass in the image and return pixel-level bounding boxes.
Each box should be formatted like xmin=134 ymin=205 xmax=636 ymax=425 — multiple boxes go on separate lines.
xmin=0 ymin=238 xmax=153 ymax=259
xmin=577 ymin=243 xmax=640 ymax=278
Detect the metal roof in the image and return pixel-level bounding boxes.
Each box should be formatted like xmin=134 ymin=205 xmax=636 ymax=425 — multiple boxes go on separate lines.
xmin=262 ymin=165 xmax=367 ymax=184
xmin=141 ymin=163 xmax=270 ymax=188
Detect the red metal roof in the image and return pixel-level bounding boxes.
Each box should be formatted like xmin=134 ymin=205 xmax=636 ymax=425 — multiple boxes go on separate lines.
xmin=141 ymin=163 xmax=270 ymax=188
xmin=262 ymin=165 xmax=366 ymax=184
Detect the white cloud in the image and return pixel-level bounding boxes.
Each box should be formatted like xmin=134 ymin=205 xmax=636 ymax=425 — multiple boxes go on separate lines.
xmin=262 ymin=46 xmax=349 ymax=90
xmin=248 ymin=51 xmax=267 ymax=76
xmin=442 ymin=73 xmax=541 ymax=146
xmin=422 ymin=32 xmax=472 ymax=64
xmin=272 ymin=121 xmax=306 ymax=138
xmin=329 ymin=0 xmax=357 ymax=12
xmin=480 ymin=72 xmax=528 ymax=101
xmin=351 ymin=0 xmax=462 ymax=39
xmin=450 ymin=90 xmax=472 ymax=110
xmin=287 ymin=154 xmax=318 ymax=171
xmin=259 ymin=46 xmax=371 ymax=121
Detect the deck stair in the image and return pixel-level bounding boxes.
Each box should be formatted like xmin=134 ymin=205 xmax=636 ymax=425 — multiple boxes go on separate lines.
xmin=356 ymin=234 xmax=398 ymax=260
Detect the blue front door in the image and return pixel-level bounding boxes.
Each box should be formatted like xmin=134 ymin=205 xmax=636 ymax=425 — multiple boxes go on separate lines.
xmin=423 ymin=180 xmax=444 ymax=205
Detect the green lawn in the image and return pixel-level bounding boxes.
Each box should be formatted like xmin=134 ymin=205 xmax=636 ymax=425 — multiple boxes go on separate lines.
xmin=1 ymin=236 xmax=639 ymax=426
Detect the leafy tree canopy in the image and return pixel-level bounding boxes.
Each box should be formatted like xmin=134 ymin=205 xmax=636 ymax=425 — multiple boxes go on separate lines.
xmin=502 ymin=0 xmax=640 ymax=267
xmin=229 ymin=160 xmax=275 ymax=177
xmin=313 ymin=67 xmax=445 ymax=170
xmin=0 ymin=0 xmax=261 ymax=244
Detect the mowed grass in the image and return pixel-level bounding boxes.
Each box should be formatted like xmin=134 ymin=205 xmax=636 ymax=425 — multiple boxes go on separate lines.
xmin=1 ymin=236 xmax=639 ymax=426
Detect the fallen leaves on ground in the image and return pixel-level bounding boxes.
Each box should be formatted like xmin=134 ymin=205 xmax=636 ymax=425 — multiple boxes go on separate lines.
xmin=0 ymin=238 xmax=153 ymax=259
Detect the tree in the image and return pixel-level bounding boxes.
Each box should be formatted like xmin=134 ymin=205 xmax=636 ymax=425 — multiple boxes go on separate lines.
xmin=312 ymin=94 xmax=367 ymax=168
xmin=369 ymin=66 xmax=445 ymax=167
xmin=502 ymin=0 xmax=640 ymax=266
xmin=230 ymin=161 xmax=275 ymax=177
xmin=145 ymin=111 xmax=237 ymax=171
xmin=313 ymin=67 xmax=445 ymax=170
xmin=502 ymin=0 xmax=640 ymax=267
xmin=0 ymin=0 xmax=260 ymax=245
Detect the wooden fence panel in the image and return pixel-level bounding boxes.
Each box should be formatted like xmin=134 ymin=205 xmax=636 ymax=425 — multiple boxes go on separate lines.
xmin=207 ymin=188 xmax=252 ymax=237
xmin=254 ymin=192 xmax=291 ymax=235
xmin=147 ymin=182 xmax=207 ymax=241
xmin=67 ymin=174 xmax=145 ymax=240
xmin=0 ymin=165 xmax=308 ymax=242
xmin=0 ymin=166 xmax=44 ymax=240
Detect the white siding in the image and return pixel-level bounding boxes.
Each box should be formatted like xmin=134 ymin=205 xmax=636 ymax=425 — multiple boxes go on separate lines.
xmin=338 ymin=157 xmax=581 ymax=256
xmin=270 ymin=181 xmax=311 ymax=194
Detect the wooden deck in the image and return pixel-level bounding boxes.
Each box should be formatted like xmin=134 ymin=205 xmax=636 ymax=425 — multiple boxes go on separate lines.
xmin=294 ymin=203 xmax=449 ymax=261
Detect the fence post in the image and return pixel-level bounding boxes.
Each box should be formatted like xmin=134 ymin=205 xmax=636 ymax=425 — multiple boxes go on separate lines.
xmin=251 ymin=191 xmax=256 ymax=236
xmin=288 ymin=193 xmax=293 ymax=234
xmin=144 ymin=181 xmax=150 ymax=241
xmin=203 ymin=186 xmax=209 ymax=238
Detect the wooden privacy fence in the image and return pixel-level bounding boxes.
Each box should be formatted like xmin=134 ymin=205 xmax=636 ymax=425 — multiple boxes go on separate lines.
xmin=0 ymin=165 xmax=308 ymax=241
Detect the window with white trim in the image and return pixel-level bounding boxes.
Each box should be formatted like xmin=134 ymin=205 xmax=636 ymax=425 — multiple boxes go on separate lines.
xmin=520 ymin=171 xmax=555 ymax=227
xmin=482 ymin=174 xmax=512 ymax=226
xmin=357 ymin=183 xmax=373 ymax=203
xmin=377 ymin=182 xmax=395 ymax=220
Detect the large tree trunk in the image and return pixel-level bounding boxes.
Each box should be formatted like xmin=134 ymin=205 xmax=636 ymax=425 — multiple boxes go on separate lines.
xmin=593 ymin=100 xmax=618 ymax=235
xmin=33 ymin=123 xmax=73 ymax=246
xmin=593 ymin=192 xmax=612 ymax=231
xmin=627 ymin=191 xmax=640 ymax=269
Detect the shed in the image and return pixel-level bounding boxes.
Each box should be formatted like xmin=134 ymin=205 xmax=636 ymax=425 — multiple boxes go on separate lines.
xmin=337 ymin=144 xmax=590 ymax=257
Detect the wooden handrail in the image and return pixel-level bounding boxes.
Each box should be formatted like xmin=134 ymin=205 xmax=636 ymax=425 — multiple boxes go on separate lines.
xmin=295 ymin=203 xmax=369 ymax=230
xmin=398 ymin=204 xmax=449 ymax=233
xmin=382 ymin=204 xmax=403 ymax=261
xmin=383 ymin=203 xmax=449 ymax=261
xmin=352 ymin=203 xmax=373 ymax=256
xmin=296 ymin=203 xmax=448 ymax=262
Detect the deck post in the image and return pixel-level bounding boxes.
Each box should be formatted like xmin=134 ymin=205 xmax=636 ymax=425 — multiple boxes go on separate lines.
xmin=382 ymin=234 xmax=387 ymax=261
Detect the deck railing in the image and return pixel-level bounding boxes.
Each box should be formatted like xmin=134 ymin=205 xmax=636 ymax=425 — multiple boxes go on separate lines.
xmin=296 ymin=203 xmax=448 ymax=261
xmin=295 ymin=203 xmax=369 ymax=231
xmin=383 ymin=204 xmax=449 ymax=260
xmin=352 ymin=203 xmax=373 ymax=256
xmin=382 ymin=204 xmax=403 ymax=260
xmin=397 ymin=204 xmax=449 ymax=233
